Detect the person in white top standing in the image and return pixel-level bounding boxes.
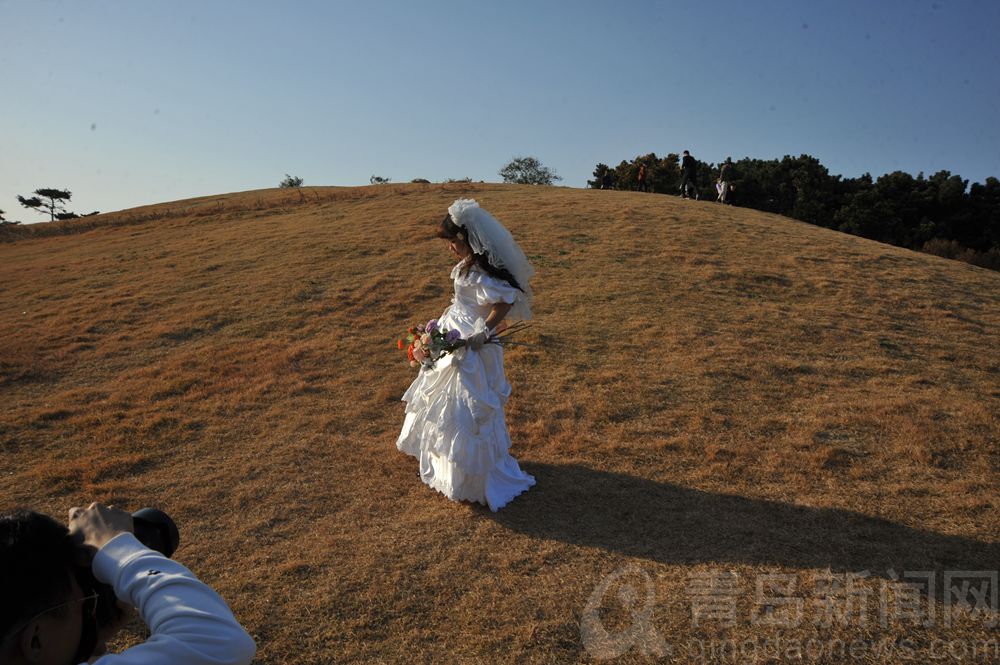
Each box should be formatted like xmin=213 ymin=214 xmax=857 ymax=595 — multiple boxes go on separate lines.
xmin=0 ymin=503 xmax=256 ymax=665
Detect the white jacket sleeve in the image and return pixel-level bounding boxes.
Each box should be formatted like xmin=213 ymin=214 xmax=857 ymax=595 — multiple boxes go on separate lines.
xmin=89 ymin=533 xmax=256 ymax=665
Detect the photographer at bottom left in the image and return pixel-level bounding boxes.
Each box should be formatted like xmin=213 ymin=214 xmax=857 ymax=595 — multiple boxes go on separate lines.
xmin=0 ymin=502 xmax=256 ymax=665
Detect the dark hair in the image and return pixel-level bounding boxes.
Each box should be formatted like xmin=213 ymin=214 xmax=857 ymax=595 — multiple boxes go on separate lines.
xmin=437 ymin=213 xmax=524 ymax=292
xmin=0 ymin=510 xmax=78 ymax=638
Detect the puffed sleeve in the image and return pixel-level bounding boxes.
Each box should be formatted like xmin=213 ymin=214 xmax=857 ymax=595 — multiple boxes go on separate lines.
xmin=469 ymin=271 xmax=520 ymax=307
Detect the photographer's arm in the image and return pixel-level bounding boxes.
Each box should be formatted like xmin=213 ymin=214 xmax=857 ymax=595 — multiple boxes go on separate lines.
xmin=64 ymin=502 xmax=256 ymax=665
xmin=90 ymin=534 xmax=255 ymax=665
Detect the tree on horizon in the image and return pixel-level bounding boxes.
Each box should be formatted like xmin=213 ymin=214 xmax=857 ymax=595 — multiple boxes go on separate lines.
xmin=499 ymin=156 xmax=561 ymax=186
xmin=17 ymin=188 xmax=73 ymax=222
xmin=279 ymin=174 xmax=304 ymax=188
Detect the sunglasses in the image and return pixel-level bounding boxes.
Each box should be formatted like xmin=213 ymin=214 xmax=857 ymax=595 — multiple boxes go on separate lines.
xmin=38 ymin=592 xmax=100 ymax=623
xmin=0 ymin=591 xmax=99 ymax=646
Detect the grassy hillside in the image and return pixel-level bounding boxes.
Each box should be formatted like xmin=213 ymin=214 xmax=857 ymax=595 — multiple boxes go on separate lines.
xmin=1 ymin=183 xmax=998 ymax=663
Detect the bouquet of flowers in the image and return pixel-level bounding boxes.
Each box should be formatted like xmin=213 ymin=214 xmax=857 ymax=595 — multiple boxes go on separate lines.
xmin=398 ymin=319 xmax=531 ymax=368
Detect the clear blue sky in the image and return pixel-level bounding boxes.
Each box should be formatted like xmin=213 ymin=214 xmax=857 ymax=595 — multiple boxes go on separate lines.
xmin=2 ymin=0 xmax=999 ymax=219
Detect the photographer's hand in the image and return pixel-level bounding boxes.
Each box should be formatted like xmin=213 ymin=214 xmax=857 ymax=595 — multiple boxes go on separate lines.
xmin=68 ymin=502 xmax=134 ymax=552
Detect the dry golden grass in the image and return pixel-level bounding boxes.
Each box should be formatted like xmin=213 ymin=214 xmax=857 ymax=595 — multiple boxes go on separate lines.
xmin=1 ymin=183 xmax=998 ymax=663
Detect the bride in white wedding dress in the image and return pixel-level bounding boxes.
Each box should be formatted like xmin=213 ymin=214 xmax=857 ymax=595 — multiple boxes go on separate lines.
xmin=396 ymin=199 xmax=535 ymax=511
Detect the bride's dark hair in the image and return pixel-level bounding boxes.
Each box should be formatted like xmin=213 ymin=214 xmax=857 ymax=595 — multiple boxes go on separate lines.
xmin=438 ymin=213 xmax=524 ymax=292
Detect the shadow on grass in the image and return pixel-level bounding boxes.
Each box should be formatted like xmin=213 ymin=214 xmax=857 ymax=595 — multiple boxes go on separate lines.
xmin=491 ymin=463 xmax=999 ymax=598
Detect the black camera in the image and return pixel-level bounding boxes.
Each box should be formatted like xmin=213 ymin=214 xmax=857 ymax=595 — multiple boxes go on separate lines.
xmin=131 ymin=508 xmax=180 ymax=559
xmin=86 ymin=508 xmax=180 ymax=629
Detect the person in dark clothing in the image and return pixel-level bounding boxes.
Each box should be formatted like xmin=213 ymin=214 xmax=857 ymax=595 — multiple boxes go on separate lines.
xmin=716 ymin=157 xmax=733 ymax=204
xmin=680 ymin=150 xmax=699 ymax=200
xmin=637 ymin=164 xmax=648 ymax=192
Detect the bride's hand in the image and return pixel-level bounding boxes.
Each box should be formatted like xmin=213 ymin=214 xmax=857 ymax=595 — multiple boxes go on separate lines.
xmin=466 ymin=331 xmax=488 ymax=351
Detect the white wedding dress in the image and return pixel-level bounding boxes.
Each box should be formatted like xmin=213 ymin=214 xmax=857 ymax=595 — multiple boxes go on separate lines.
xmin=396 ymin=262 xmax=535 ymax=511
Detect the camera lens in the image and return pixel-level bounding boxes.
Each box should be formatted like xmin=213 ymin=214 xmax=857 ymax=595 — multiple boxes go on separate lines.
xmin=131 ymin=508 xmax=180 ymax=558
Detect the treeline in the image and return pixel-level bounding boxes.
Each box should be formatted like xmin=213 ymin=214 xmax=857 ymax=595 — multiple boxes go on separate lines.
xmin=589 ymin=153 xmax=1000 ymax=270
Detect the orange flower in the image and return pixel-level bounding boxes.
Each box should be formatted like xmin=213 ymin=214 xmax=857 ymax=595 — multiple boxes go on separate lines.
xmin=407 ymin=345 xmax=415 ymax=362
xmin=397 ymin=339 xmax=405 ymax=349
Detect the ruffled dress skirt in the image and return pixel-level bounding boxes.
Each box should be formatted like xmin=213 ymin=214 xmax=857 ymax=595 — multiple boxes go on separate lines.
xmin=396 ymin=331 xmax=535 ymax=511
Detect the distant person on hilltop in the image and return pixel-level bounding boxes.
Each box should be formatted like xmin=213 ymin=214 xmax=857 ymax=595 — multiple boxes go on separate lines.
xmin=716 ymin=157 xmax=734 ymax=204
xmin=637 ymin=164 xmax=648 ymax=192
xmin=396 ymin=199 xmax=535 ymax=511
xmin=680 ymin=150 xmax=699 ymax=200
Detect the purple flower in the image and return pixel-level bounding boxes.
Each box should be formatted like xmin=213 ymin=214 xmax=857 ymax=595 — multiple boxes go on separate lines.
xmin=445 ymin=329 xmax=461 ymax=342
xmin=426 ymin=319 xmax=439 ymax=333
